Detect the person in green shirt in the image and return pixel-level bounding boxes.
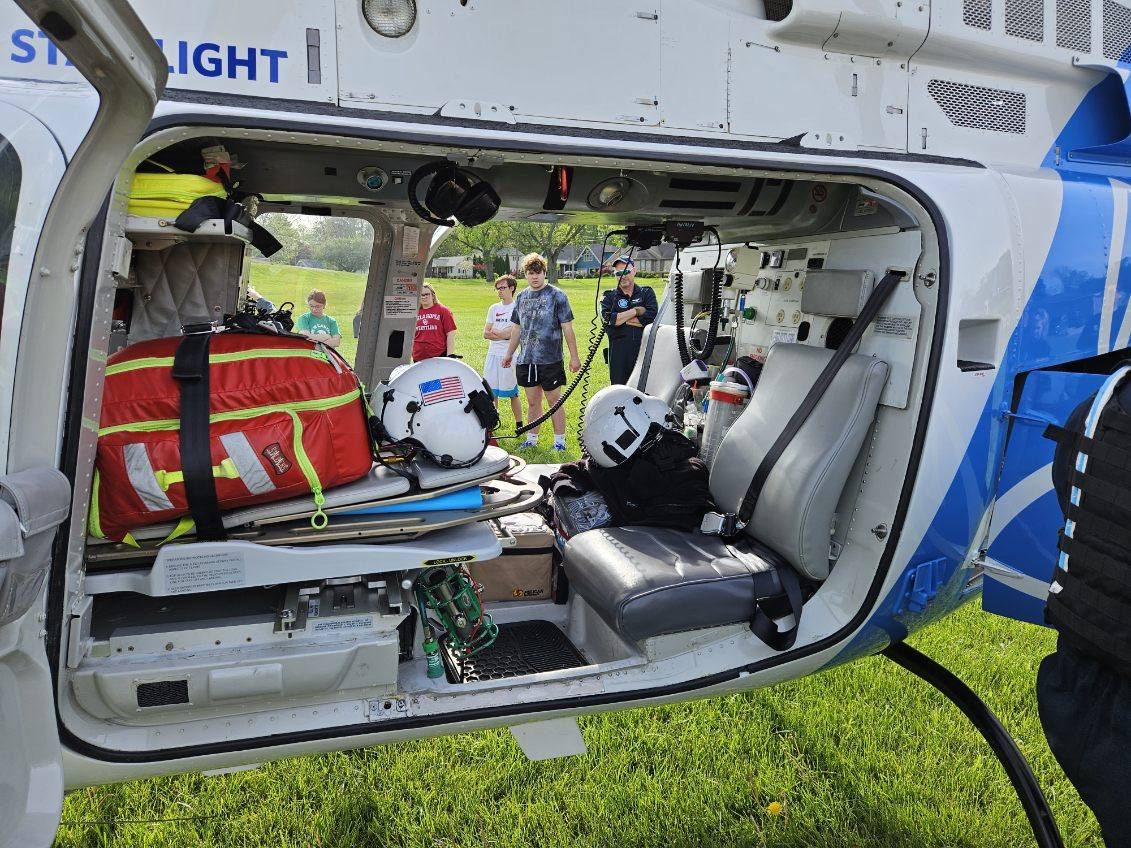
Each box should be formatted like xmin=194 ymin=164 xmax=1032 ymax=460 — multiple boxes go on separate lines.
xmin=294 ymin=288 xmax=341 ymax=348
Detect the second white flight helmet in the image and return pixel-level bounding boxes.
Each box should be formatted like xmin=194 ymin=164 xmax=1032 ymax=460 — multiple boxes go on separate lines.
xmin=582 ymin=385 xmax=674 ymax=468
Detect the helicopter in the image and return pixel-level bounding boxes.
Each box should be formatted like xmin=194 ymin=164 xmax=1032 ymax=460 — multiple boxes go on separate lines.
xmin=0 ymin=1 xmax=1123 ymax=845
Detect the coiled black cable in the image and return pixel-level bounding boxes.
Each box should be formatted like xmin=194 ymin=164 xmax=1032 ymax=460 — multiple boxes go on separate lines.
xmin=672 ymin=227 xmax=724 ymax=367
xmin=672 ymin=247 xmax=692 ymax=367
xmin=696 ymin=226 xmax=725 ymax=361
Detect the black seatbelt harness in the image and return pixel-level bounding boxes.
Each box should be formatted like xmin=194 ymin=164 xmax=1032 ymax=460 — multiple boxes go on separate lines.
xmin=747 ymin=548 xmax=805 ymax=651
xmin=699 ymin=271 xmax=904 ymax=651
xmin=172 ymin=324 xmax=227 ymax=541
xmin=702 ymin=270 xmax=905 ymax=539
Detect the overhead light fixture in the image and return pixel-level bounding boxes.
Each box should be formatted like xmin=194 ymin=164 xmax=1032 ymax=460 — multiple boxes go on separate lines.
xmin=590 ymin=177 xmax=630 ymax=209
xmin=588 ymin=176 xmax=648 ymax=211
xmin=362 ymin=0 xmax=417 ymax=38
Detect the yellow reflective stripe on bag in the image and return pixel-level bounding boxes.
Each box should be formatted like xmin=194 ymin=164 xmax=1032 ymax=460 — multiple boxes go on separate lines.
xmin=154 ymin=457 xmax=240 ymax=492
xmin=105 ymin=347 xmax=331 ymax=377
xmin=127 ymin=173 xmax=226 ymax=219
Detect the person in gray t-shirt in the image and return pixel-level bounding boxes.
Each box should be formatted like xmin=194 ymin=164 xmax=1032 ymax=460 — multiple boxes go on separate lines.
xmin=503 ymin=252 xmax=580 ymax=451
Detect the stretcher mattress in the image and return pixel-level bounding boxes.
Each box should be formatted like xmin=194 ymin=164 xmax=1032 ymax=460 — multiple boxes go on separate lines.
xmin=93 ymin=447 xmax=516 ymax=543
xmin=84 ymin=477 xmax=544 ymax=572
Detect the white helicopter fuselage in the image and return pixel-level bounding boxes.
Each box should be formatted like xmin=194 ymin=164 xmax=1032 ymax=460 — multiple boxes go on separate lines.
xmin=0 ymin=1 xmax=1125 ymax=842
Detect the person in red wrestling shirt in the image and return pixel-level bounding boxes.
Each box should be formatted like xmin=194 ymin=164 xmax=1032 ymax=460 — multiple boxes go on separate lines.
xmin=413 ymin=284 xmax=457 ymax=361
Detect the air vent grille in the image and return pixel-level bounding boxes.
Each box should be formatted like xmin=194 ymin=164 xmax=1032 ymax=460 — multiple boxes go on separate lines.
xmin=1104 ymin=0 xmax=1131 ymax=59
xmin=964 ymin=0 xmax=993 ymax=29
xmin=1006 ymin=0 xmax=1045 ymax=40
xmin=136 ymin=679 xmax=190 ymax=708
xmin=764 ymin=0 xmax=793 ymax=22
xmin=928 ymin=79 xmax=1027 ymax=134
xmin=1057 ymin=0 xmax=1093 ymax=50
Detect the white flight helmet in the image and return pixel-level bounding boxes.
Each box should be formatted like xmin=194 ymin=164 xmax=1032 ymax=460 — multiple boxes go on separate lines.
xmin=582 ymin=385 xmax=674 ymax=468
xmin=376 ymin=357 xmax=498 ymax=467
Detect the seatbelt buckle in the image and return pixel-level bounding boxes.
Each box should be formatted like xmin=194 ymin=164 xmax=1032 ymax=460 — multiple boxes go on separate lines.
xmin=701 ymin=511 xmax=743 ymax=537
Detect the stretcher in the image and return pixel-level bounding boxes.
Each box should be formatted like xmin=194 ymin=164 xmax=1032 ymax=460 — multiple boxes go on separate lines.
xmin=88 ymin=446 xmax=522 ymax=543
xmin=83 ymin=449 xmax=544 ymax=594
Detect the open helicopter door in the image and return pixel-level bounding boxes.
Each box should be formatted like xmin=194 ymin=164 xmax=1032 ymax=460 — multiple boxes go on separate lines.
xmin=0 ymin=3 xmax=164 ymax=846
xmin=981 ymin=370 xmax=1108 ymax=626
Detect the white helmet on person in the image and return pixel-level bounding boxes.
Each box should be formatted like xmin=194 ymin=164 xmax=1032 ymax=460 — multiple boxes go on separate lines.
xmin=376 ymin=357 xmax=499 ymax=467
xmin=582 ymin=385 xmax=674 ymax=468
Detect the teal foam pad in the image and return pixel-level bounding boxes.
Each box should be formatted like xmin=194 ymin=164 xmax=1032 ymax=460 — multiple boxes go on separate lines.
xmin=337 ymin=486 xmax=484 ymax=516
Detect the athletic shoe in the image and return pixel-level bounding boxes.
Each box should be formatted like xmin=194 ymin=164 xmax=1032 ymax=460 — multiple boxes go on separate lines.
xmin=553 ymin=438 xmax=567 ymax=453
xmin=521 ymin=434 xmax=539 ymax=449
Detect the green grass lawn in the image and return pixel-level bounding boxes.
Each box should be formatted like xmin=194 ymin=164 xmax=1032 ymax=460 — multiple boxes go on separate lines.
xmin=55 ymin=265 xmax=1103 ymax=847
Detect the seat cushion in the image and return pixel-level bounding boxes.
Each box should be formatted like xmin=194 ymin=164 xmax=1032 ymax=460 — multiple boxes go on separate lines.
xmin=563 ymin=525 xmax=781 ymax=641
xmin=709 ymin=343 xmax=888 ymax=580
xmin=628 ymin=324 xmax=691 ymax=405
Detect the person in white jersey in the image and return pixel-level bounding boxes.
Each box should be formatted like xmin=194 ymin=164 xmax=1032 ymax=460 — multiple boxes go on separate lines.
xmin=482 ymin=274 xmax=523 ymax=428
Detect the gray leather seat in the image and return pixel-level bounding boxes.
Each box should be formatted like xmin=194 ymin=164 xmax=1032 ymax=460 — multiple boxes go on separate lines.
xmin=627 ymin=324 xmax=690 ymax=404
xmin=565 ymin=342 xmax=889 ymax=641
xmin=564 ymin=527 xmax=787 ymax=641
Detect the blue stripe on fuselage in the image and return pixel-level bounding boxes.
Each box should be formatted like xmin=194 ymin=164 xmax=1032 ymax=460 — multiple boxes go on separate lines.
xmin=827 ymin=73 xmax=1131 ymax=666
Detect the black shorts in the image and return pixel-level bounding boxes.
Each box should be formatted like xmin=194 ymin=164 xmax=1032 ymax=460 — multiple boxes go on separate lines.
xmin=516 ymin=360 xmax=566 ymax=390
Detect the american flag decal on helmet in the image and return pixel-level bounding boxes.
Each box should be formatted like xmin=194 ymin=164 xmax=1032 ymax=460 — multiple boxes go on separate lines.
xmin=419 ymin=376 xmax=464 ymax=404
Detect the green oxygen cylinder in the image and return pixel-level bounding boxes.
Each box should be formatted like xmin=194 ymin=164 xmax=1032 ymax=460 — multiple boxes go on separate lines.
xmin=423 ymin=630 xmax=444 ymax=679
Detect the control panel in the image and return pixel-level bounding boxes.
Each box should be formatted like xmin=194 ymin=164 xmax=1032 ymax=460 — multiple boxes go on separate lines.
xmin=727 ymin=232 xmax=922 ymax=409
xmin=732 ymin=241 xmax=829 ymax=360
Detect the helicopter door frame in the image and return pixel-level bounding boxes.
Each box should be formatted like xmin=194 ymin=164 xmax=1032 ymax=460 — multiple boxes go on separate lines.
xmin=0 ymin=3 xmax=165 ymax=846
xmin=0 ymin=98 xmax=69 ymax=848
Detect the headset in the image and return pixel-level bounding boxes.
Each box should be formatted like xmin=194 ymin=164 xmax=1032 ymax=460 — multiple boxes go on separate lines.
xmin=407 ymin=160 xmax=501 ymax=228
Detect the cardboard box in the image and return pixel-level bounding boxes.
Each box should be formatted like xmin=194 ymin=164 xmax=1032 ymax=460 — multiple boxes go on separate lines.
xmin=471 ymin=513 xmax=555 ymax=602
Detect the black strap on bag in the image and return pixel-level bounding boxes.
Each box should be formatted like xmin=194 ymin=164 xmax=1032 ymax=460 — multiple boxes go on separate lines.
xmin=172 ymin=325 xmax=226 ymax=541
xmin=729 ymin=270 xmax=904 ymax=534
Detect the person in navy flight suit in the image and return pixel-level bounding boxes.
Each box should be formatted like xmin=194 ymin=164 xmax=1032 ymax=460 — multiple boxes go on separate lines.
xmin=601 ymin=255 xmax=658 ymax=385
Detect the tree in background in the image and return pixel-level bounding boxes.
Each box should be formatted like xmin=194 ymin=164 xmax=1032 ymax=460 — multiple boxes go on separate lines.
xmin=252 ymin=213 xmax=374 ymax=273
xmin=504 ymin=222 xmax=617 ymax=284
xmin=254 ymin=213 xmax=302 ymax=265
xmin=446 ymin=221 xmax=510 ymax=282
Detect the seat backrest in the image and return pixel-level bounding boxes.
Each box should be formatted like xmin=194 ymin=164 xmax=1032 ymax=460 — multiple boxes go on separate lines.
xmin=708 ymin=343 xmax=889 ymax=580
xmin=628 ymin=323 xmax=690 ymax=404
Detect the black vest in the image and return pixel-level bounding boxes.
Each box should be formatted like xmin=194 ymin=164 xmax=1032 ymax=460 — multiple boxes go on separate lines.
xmin=1047 ymin=377 xmax=1131 ymax=677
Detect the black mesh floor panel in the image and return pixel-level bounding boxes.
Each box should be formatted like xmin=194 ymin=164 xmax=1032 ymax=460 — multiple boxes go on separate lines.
xmin=442 ymin=620 xmax=586 ymax=683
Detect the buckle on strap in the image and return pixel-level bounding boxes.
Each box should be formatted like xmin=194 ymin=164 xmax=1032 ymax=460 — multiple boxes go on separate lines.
xmin=701 ymin=511 xmax=744 ymax=537
xmin=181 ymin=322 xmax=215 ymax=336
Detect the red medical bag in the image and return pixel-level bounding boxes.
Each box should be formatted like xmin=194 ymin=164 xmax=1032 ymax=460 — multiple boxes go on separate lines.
xmin=91 ymin=332 xmax=373 ymax=542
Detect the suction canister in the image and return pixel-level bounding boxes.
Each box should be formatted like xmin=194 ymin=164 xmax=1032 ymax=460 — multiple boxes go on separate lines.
xmin=699 ymin=369 xmax=753 ymax=465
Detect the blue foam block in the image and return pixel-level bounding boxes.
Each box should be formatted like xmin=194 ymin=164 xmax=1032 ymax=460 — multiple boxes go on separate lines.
xmin=337 ymin=486 xmax=484 ymax=516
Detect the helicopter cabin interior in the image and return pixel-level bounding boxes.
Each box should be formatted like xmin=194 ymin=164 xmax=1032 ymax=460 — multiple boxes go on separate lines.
xmin=57 ymin=126 xmax=942 ymax=755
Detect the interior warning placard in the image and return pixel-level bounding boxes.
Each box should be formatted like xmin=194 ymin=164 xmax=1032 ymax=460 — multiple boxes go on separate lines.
xmin=162 ymin=549 xmax=246 ymax=594
xmin=384 ymin=295 xmax=416 ymax=318
xmin=402 ymin=225 xmax=420 ymax=257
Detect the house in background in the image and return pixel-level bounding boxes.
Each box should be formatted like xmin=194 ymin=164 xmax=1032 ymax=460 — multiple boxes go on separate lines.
xmin=632 ymin=242 xmax=676 ymax=275
xmin=558 ymin=243 xmax=620 ymax=277
xmin=497 ymin=247 xmax=523 ymax=274
xmin=428 ymin=255 xmax=475 ymax=279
